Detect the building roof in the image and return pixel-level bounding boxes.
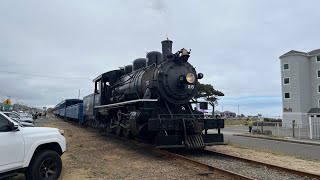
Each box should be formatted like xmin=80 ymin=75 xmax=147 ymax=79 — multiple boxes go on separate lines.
xmin=308 ymin=108 xmax=320 ymax=114
xmin=280 ymin=49 xmax=320 ymax=59
xmin=308 ymin=49 xmax=320 ymax=56
xmin=279 ymin=50 xmax=308 ymax=59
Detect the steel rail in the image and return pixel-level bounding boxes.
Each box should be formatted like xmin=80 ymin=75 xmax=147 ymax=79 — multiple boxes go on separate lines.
xmin=109 ymin=135 xmax=253 ymax=180
xmin=151 ymin=148 xmax=254 ymax=180
xmin=60 ymin=117 xmax=252 ymax=179
xmin=204 ymin=149 xmax=320 ymax=179
xmin=58 ymin=116 xmax=250 ymax=179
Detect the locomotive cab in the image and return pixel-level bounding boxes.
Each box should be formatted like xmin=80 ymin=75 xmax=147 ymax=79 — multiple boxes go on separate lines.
xmin=92 ymin=69 xmax=125 ymax=107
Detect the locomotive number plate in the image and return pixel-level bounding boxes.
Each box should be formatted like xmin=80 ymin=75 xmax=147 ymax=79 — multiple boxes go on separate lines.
xmin=187 ymin=85 xmax=194 ymax=89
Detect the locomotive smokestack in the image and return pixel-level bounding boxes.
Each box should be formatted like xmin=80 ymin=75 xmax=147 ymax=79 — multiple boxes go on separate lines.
xmin=161 ymin=39 xmax=173 ymax=61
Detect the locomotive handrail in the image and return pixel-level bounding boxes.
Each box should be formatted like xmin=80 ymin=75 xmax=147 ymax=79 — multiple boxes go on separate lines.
xmin=94 ymin=99 xmax=158 ymax=109
xmin=157 ymin=114 xmax=223 ymax=119
xmin=157 ymin=114 xmax=204 ymax=118
xmin=158 ymin=114 xmax=204 ymax=116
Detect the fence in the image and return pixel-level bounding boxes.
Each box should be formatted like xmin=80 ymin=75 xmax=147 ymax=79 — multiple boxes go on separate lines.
xmin=252 ymin=118 xmax=320 ymax=140
xmin=310 ymin=117 xmax=320 ymax=140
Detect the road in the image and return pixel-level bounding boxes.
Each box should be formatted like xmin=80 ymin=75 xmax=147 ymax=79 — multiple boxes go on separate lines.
xmin=223 ymin=133 xmax=320 ymax=160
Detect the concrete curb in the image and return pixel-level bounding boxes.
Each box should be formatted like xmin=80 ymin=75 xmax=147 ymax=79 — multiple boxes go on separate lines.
xmin=233 ymin=134 xmax=320 ymax=146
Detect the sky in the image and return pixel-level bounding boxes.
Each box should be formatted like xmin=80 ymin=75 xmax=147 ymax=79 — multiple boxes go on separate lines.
xmin=0 ymin=0 xmax=320 ymax=116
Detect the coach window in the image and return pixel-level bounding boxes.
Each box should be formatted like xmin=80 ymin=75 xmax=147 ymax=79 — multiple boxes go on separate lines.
xmin=0 ymin=114 xmax=11 ymax=132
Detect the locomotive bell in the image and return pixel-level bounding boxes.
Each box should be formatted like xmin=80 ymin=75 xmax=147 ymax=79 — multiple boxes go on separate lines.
xmin=178 ymin=48 xmax=190 ymax=62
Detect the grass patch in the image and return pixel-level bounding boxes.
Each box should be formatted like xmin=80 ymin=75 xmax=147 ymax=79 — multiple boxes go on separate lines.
xmin=224 ymin=118 xmax=248 ymax=126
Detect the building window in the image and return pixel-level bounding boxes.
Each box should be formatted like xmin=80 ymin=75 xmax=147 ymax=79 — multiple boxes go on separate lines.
xmin=319 ymin=99 xmax=320 ymax=108
xmin=318 ymin=70 xmax=320 ymax=78
xmin=318 ymin=85 xmax=320 ymax=93
xmin=283 ymin=63 xmax=289 ymax=70
xmin=284 ymin=77 xmax=290 ymax=85
xmin=317 ymin=56 xmax=320 ymax=63
xmin=284 ymin=92 xmax=290 ymax=99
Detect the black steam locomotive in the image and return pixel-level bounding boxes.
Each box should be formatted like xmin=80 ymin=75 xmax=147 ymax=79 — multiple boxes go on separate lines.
xmin=81 ymin=39 xmax=223 ymax=148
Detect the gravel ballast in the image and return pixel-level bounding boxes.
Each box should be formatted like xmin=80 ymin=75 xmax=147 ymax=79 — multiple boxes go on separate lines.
xmin=178 ymin=150 xmax=316 ymax=180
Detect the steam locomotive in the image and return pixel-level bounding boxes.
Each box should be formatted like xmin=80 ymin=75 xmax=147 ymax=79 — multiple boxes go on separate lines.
xmin=55 ymin=39 xmax=224 ymax=148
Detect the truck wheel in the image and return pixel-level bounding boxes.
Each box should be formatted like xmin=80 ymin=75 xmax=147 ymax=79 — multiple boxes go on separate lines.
xmin=25 ymin=150 xmax=62 ymax=180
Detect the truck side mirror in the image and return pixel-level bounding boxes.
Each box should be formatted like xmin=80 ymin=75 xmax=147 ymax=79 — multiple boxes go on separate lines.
xmin=10 ymin=122 xmax=19 ymax=131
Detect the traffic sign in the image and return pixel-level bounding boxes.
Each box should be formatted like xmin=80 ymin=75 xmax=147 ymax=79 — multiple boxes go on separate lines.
xmin=4 ymin=104 xmax=10 ymax=110
xmin=4 ymin=99 xmax=11 ymax=105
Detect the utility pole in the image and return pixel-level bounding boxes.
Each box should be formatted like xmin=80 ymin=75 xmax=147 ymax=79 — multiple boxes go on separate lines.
xmin=222 ymin=106 xmax=223 ymax=112
xmin=78 ymin=89 xmax=80 ymax=99
xmin=238 ymin=105 xmax=240 ymax=116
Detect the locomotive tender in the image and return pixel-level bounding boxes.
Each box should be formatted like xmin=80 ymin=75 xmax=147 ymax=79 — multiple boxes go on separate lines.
xmin=55 ymin=39 xmax=224 ymax=148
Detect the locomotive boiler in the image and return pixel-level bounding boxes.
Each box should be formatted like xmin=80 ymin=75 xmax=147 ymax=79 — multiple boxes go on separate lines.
xmin=83 ymin=39 xmax=224 ymax=148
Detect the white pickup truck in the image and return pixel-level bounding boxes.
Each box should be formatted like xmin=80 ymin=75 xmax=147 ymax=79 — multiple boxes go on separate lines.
xmin=0 ymin=112 xmax=66 ymax=180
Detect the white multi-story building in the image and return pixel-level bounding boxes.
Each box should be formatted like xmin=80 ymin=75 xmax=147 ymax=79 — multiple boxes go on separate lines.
xmin=280 ymin=49 xmax=320 ymax=125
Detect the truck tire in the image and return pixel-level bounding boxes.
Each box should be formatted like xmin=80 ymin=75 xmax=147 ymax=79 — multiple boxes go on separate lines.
xmin=25 ymin=150 xmax=62 ymax=180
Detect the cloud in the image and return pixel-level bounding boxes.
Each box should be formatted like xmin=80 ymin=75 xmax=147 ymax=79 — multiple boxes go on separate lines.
xmin=148 ymin=0 xmax=168 ymax=13
xmin=0 ymin=0 xmax=319 ymax=115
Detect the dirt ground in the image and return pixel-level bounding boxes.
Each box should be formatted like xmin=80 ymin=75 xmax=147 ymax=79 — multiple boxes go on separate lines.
xmin=33 ymin=116 xmax=231 ymax=180
xmin=207 ymin=145 xmax=320 ymax=175
xmin=12 ymin=116 xmax=320 ymax=179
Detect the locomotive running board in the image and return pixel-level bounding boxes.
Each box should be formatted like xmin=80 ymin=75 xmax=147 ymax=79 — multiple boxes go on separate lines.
xmin=94 ymin=99 xmax=158 ymax=109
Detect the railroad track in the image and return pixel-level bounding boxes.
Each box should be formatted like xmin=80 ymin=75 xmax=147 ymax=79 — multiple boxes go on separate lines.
xmin=59 ymin=118 xmax=320 ymax=179
xmin=203 ymin=149 xmax=320 ymax=180
xmin=155 ymin=148 xmax=256 ymax=179
xmin=115 ymin=137 xmax=254 ymax=180
xmin=56 ymin=117 xmax=251 ymax=179
xmin=110 ymin=136 xmax=319 ymax=179
xmin=173 ymin=148 xmax=319 ymax=180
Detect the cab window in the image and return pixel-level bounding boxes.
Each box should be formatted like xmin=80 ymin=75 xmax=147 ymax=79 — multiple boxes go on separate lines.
xmin=95 ymin=81 xmax=101 ymax=94
xmin=0 ymin=114 xmax=11 ymax=132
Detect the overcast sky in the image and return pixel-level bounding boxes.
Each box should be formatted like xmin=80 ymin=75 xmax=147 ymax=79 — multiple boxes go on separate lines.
xmin=1 ymin=0 xmax=320 ymax=116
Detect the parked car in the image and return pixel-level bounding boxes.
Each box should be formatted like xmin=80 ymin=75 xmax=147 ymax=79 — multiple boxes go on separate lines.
xmin=8 ymin=111 xmax=34 ymax=123
xmin=2 ymin=112 xmax=35 ymax=127
xmin=0 ymin=111 xmax=66 ymax=179
xmin=17 ymin=112 xmax=33 ymax=119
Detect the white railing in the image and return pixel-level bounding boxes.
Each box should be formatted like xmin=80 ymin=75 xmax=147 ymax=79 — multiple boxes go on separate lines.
xmin=309 ymin=117 xmax=320 ymax=139
xmin=252 ymin=121 xmax=320 ymax=140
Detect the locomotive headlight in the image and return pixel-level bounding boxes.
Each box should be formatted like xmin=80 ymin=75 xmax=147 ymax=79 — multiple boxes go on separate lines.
xmin=186 ymin=73 xmax=196 ymax=83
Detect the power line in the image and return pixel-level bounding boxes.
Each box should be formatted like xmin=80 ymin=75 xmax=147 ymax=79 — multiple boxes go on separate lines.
xmin=0 ymin=70 xmax=92 ymax=80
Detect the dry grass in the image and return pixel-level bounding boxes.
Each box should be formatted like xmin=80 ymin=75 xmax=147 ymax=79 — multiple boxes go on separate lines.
xmin=43 ymin=117 xmax=230 ymax=180
xmin=224 ymin=118 xmax=248 ymax=126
